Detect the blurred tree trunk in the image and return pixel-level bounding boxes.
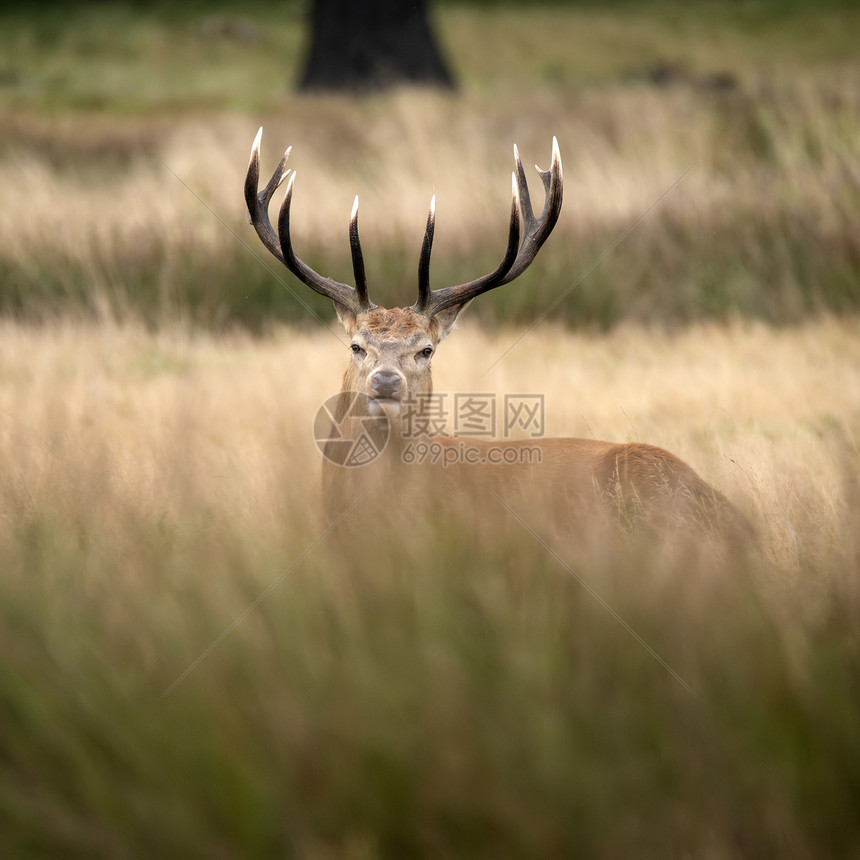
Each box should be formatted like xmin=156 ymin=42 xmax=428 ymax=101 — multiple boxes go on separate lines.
xmin=299 ymin=0 xmax=455 ymax=92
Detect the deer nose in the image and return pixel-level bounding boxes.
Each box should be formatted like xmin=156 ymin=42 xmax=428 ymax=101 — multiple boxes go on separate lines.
xmin=370 ymin=371 xmax=402 ymax=398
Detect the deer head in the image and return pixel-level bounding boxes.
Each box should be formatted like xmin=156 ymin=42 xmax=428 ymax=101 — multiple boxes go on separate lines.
xmin=245 ymin=128 xmax=562 ymax=425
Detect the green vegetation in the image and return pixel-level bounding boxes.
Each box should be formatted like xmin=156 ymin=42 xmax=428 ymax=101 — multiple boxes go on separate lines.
xmin=0 ymin=2 xmax=858 ymax=329
xmin=1 ymin=1 xmax=858 ymax=112
xmin=5 ymin=509 xmax=859 ymax=857
xmin=1 ymin=3 xmax=860 ymax=855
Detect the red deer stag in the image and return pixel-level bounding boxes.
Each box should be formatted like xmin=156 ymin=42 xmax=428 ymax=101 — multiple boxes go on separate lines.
xmin=245 ymin=128 xmax=749 ymax=538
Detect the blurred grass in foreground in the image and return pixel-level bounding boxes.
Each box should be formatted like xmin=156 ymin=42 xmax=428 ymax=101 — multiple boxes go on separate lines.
xmin=0 ymin=1 xmax=858 ymax=329
xmin=0 ymin=319 xmax=859 ymax=856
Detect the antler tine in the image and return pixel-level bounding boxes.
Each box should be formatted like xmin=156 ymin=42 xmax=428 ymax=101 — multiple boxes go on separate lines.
xmin=501 ymin=136 xmax=563 ymax=284
xmin=244 ymin=127 xmax=292 ymax=263
xmin=417 ymin=195 xmax=436 ymax=310
xmin=415 ymin=175 xmax=521 ymax=316
xmin=412 ymin=138 xmax=562 ymax=317
xmin=277 ymin=173 xmax=373 ymax=313
xmin=349 ymin=196 xmax=371 ymax=310
xmin=245 ymin=128 xmax=373 ymax=315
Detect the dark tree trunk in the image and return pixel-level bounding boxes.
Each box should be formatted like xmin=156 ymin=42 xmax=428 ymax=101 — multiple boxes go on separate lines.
xmin=299 ymin=0 xmax=456 ymax=93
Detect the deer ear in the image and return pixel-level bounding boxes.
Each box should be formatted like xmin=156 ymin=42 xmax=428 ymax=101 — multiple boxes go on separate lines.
xmin=432 ymin=300 xmax=473 ymax=341
xmin=334 ymin=301 xmax=357 ymax=333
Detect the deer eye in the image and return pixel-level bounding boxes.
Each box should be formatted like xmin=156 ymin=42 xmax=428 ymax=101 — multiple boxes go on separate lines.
xmin=350 ymin=343 xmax=365 ymax=356
xmin=419 ymin=346 xmax=433 ymax=358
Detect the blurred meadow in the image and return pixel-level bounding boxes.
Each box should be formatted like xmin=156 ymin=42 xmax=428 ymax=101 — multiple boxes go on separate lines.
xmin=1 ymin=0 xmax=860 ymax=856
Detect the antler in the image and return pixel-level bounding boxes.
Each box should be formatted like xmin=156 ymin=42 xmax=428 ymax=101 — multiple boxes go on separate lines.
xmin=413 ymin=137 xmax=563 ymax=317
xmin=244 ymin=127 xmax=375 ymax=314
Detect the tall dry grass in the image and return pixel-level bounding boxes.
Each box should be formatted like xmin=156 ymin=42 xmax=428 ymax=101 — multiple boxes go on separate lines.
xmin=1 ymin=316 xmax=856 ymax=567
xmin=1 ymin=317 xmax=859 ymax=855
xmin=1 ymin=72 xmax=858 ymax=327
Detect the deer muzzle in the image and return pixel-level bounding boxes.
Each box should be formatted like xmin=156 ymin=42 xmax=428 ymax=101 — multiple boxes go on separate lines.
xmin=367 ymin=370 xmax=405 ymax=419
xmin=369 ymin=370 xmax=403 ymax=400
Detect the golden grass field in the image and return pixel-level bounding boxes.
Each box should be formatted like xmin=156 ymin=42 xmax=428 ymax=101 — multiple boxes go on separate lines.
xmin=0 ymin=311 xmax=857 ymax=555
xmin=2 ymin=314 xmax=859 ymax=856
xmin=1 ymin=1 xmax=860 ymax=855
xmin=2 ymin=314 xmax=857 ymax=569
